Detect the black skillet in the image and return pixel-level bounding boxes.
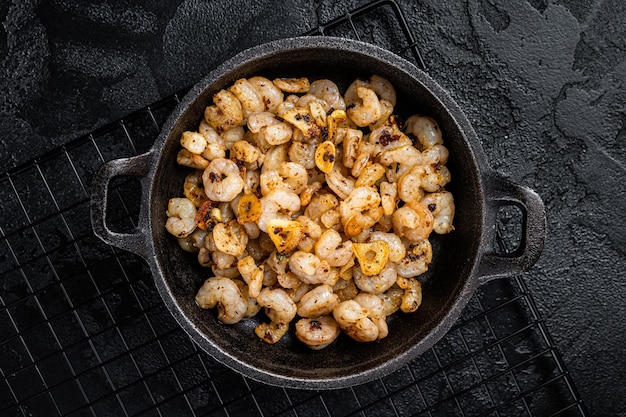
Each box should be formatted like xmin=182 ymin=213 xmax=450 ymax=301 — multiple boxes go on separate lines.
xmin=90 ymin=37 xmax=546 ymax=389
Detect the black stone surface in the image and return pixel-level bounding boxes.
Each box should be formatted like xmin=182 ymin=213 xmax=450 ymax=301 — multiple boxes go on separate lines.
xmin=1 ymin=0 xmax=624 ymax=415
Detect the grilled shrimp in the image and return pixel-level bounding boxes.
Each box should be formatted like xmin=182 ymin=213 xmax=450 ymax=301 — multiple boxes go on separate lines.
xmin=396 ymin=276 xmax=423 ymax=313
xmin=195 ymin=277 xmax=247 ymax=324
xmin=183 ymin=170 xmax=208 ymax=207
xmin=379 ymin=181 xmax=397 ymax=216
xmin=412 ymin=164 xmax=452 ymax=193
xmin=339 ymin=187 xmax=382 ymax=230
xmin=405 ymin=114 xmax=443 ymax=150
xmin=230 ymin=140 xmax=264 ymax=170
xmin=332 ymin=299 xmax=379 ymax=342
xmin=347 ymin=86 xmax=382 ymax=127
xmin=256 ymin=286 xmax=297 ymax=324
xmin=165 ymin=197 xmax=197 ymax=238
xmin=369 ymin=231 xmax=406 ymax=262
xmin=212 ymin=220 xmax=248 ymax=257
xmin=259 ymin=144 xmax=287 ymax=175
xmin=222 ymin=125 xmax=244 ymax=150
xmin=422 ymin=144 xmax=449 ymax=166
xmin=369 ymin=74 xmax=397 ymax=106
xmin=237 ymin=255 xmax=264 ymax=298
xmin=354 ymin=261 xmax=397 ymax=295
xmin=247 ymin=111 xmax=293 ymax=146
xmin=177 ymin=149 xmax=209 ymax=170
xmin=391 ymin=204 xmax=434 ymax=243
xmin=353 ymin=293 xmax=388 ymax=339
xmin=378 ymin=144 xmax=422 ymax=166
xmin=398 ymin=166 xmax=426 ymax=204
xmin=204 ymin=89 xmax=243 ymax=134
xmin=355 ymin=163 xmax=386 ymax=187
xmin=305 ymin=193 xmax=339 ymax=222
xmin=279 ymin=162 xmax=308 ymax=194
xmin=180 ymin=131 xmax=207 ymax=155
xmin=233 ymin=279 xmax=262 ymax=319
xmin=229 ymin=78 xmax=265 ymax=118
xmin=257 ymin=190 xmax=301 ymax=233
xmin=315 ymin=229 xmax=354 ymax=267
xmin=248 ymin=76 xmax=284 ymax=113
xmin=326 ymin=167 xmax=356 ymax=200
xmin=421 ymin=191 xmax=455 ymax=234
xmin=341 ymin=129 xmax=363 ymax=168
xmin=288 ymin=140 xmax=317 ymax=170
xmin=295 ymin=316 xmax=341 ymax=350
xmin=273 ymin=77 xmax=310 ymax=93
xmin=351 ymin=141 xmax=375 ymax=178
xmin=309 ymin=79 xmax=346 ymax=111
xmin=299 ymin=181 xmax=322 ymax=207
xmin=396 ymin=239 xmax=432 ymax=278
xmin=296 ymin=284 xmax=340 ymax=318
xmin=198 ymin=120 xmax=227 ymax=160
xmin=202 ymin=158 xmax=245 ymax=202
xmin=211 ymin=250 xmax=237 ymax=270
xmin=176 ymin=228 xmax=206 ymax=253
xmin=288 ymin=251 xmax=332 ymax=285
xmin=379 ymin=286 xmax=404 ymax=316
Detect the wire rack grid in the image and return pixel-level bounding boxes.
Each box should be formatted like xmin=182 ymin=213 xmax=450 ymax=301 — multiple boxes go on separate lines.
xmin=0 ymin=1 xmax=588 ymax=416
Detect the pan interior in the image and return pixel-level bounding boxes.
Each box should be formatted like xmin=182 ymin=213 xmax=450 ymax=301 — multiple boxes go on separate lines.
xmin=151 ymin=41 xmax=483 ymax=385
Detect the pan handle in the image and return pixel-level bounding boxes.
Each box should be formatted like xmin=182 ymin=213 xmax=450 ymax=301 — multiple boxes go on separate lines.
xmin=476 ymin=172 xmax=546 ymax=284
xmin=90 ymin=151 xmax=154 ymax=260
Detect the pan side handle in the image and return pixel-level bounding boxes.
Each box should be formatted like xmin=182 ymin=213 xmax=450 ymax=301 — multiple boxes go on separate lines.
xmin=476 ymin=172 xmax=547 ymax=284
xmin=90 ymin=151 xmax=154 ymax=260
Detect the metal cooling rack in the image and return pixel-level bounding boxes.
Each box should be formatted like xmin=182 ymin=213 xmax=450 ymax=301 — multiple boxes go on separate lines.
xmin=0 ymin=1 xmax=588 ymax=416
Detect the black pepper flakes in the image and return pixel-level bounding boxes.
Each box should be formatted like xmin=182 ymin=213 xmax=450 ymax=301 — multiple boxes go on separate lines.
xmin=310 ymin=320 xmax=322 ymax=331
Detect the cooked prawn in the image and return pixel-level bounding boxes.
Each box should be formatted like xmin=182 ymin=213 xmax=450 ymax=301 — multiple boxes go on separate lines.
xmin=195 ymin=277 xmax=247 ymax=324
xmin=295 ymin=316 xmax=341 ymax=350
xmin=202 ymin=158 xmax=245 ymax=202
xmin=296 ymin=284 xmax=340 ymax=318
xmin=421 ymin=191 xmax=455 ymax=234
xmin=165 ymin=197 xmax=197 ymax=238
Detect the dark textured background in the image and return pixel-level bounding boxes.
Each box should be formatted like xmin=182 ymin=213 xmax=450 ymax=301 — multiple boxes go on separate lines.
xmin=1 ymin=0 xmax=624 ymax=415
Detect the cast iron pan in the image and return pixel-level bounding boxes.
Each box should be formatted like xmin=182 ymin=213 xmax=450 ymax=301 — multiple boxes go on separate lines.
xmin=90 ymin=37 xmax=546 ymax=389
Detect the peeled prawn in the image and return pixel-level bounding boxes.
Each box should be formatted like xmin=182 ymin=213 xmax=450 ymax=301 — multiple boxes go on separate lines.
xmin=347 ymin=86 xmax=382 ymax=127
xmin=396 ymin=239 xmax=433 ymax=278
xmin=248 ymin=76 xmax=284 ymax=113
xmin=165 ymin=197 xmax=197 ymax=238
xmin=421 ymin=191 xmax=455 ymax=234
xmin=326 ymin=168 xmax=356 ymax=200
xmin=396 ymin=276 xmax=423 ymax=313
xmin=288 ymin=251 xmax=332 ymax=285
xmin=405 ymin=114 xmax=443 ymax=150
xmin=353 ymin=261 xmax=397 ymax=295
xmin=183 ymin=170 xmax=208 ymax=207
xmin=309 ymin=79 xmax=346 ymax=111
xmin=273 ymin=77 xmax=310 ymax=93
xmin=257 ymin=190 xmax=301 ymax=233
xmin=353 ymin=293 xmax=388 ymax=339
xmin=256 ymin=286 xmax=297 ymax=324
xmin=195 ymin=277 xmax=247 ymax=324
xmin=296 ymin=284 xmax=340 ymax=318
xmin=202 ymin=158 xmax=245 ymax=202
xmin=314 ymin=229 xmax=354 ymax=267
xmin=229 ymin=78 xmax=265 ymax=118
xmin=212 ymin=220 xmax=248 ymax=257
xmin=295 ymin=316 xmax=341 ymax=350
xmin=391 ymin=204 xmax=434 ymax=243
xmin=247 ymin=111 xmax=293 ymax=146
xmin=332 ymin=299 xmax=379 ymax=342
xmin=204 ymin=89 xmax=243 ymax=134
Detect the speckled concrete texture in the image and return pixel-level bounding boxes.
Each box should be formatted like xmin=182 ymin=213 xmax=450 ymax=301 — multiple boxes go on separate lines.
xmin=1 ymin=0 xmax=624 ymax=414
